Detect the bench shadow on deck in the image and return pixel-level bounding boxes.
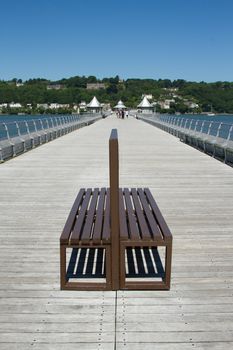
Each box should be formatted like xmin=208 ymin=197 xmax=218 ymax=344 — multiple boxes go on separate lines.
xmin=66 ymin=246 xmax=165 ymax=282
xmin=60 ymin=128 xmax=172 ymax=290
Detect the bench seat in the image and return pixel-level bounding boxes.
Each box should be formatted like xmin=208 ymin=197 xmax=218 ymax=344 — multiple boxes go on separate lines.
xmin=119 ymin=187 xmax=172 ymax=290
xmin=60 ymin=128 xmax=172 ymax=291
xmin=60 ymin=188 xmax=111 ymax=245
xmin=60 ymin=188 xmax=112 ymax=290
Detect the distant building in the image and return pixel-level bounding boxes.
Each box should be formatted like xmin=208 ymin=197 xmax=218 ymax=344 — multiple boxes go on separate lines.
xmin=37 ymin=103 xmax=49 ymax=109
xmin=114 ymin=100 xmax=126 ymax=110
xmin=158 ymin=99 xmax=175 ymax=110
xmin=102 ymin=103 xmax=111 ymax=111
xmin=0 ymin=103 xmax=8 ymax=108
xmin=86 ymin=83 xmax=105 ymax=90
xmin=47 ymin=84 xmax=64 ymax=90
xmin=184 ymin=101 xmax=199 ymax=109
xmin=137 ymin=96 xmax=153 ymax=113
xmin=79 ymin=101 xmax=87 ymax=111
xmin=86 ymin=96 xmax=102 ymax=113
xmin=9 ymin=102 xmax=22 ymax=108
xmin=163 ymin=88 xmax=178 ymax=92
xmin=49 ymin=103 xmax=70 ymax=109
xmin=141 ymin=94 xmax=153 ymax=100
xmin=73 ymin=104 xmax=79 ymax=112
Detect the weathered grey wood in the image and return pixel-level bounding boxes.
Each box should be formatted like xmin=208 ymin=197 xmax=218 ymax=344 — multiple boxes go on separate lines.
xmin=0 ymin=115 xmax=233 ymax=349
xmin=116 ymin=343 xmax=233 ymax=350
xmin=0 ymin=345 xmax=115 ymax=350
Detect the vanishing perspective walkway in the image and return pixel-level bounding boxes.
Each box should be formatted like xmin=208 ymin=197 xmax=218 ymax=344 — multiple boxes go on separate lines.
xmin=0 ymin=115 xmax=233 ymax=349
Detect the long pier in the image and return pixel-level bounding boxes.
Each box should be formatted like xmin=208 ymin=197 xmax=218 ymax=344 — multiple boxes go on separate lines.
xmin=0 ymin=115 xmax=233 ymax=349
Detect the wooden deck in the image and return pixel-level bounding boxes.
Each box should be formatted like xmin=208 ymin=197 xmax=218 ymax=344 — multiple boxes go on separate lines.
xmin=0 ymin=115 xmax=233 ymax=349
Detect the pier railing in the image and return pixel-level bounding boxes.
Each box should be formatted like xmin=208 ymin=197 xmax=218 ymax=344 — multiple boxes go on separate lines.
xmin=0 ymin=114 xmax=102 ymax=162
xmin=157 ymin=115 xmax=233 ymax=140
xmin=137 ymin=113 xmax=233 ymax=165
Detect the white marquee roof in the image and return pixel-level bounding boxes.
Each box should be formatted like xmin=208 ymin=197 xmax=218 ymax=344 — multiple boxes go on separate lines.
xmin=137 ymin=96 xmax=152 ymax=108
xmin=114 ymin=100 xmax=126 ymax=109
xmin=87 ymin=96 xmax=101 ymax=108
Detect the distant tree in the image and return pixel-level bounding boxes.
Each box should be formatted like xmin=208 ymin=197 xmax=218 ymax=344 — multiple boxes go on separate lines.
xmin=86 ymin=76 xmax=97 ymax=83
xmin=106 ymin=83 xmax=118 ymax=94
xmin=1 ymin=76 xmax=233 ymax=114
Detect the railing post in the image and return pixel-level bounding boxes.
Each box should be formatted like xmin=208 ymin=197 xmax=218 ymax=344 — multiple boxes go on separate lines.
xmin=3 ymin=123 xmax=10 ymax=141
xmin=183 ymin=118 xmax=188 ymax=129
xmin=216 ymin=122 xmax=222 ymax=138
xmin=227 ymin=125 xmax=233 ymax=141
xmin=189 ymin=119 xmax=194 ymax=130
xmin=45 ymin=118 xmax=50 ymax=130
xmin=207 ymin=121 xmax=213 ymax=135
xmin=15 ymin=122 xmax=21 ymax=136
xmin=200 ymin=120 xmax=205 ymax=133
xmin=194 ymin=120 xmax=199 ymax=131
xmin=109 ymin=129 xmax=120 ymax=291
xmin=33 ymin=120 xmax=37 ymax=132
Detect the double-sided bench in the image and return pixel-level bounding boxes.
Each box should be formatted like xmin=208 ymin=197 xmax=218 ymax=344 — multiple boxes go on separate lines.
xmin=60 ymin=129 xmax=172 ymax=290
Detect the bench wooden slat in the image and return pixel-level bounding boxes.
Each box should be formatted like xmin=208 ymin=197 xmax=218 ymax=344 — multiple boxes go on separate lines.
xmin=102 ymin=188 xmax=110 ymax=241
xmin=144 ymin=188 xmax=173 ymax=242
xmin=119 ymin=188 xmax=129 ymax=240
xmin=131 ymin=188 xmax=151 ymax=240
xmin=60 ymin=128 xmax=172 ymax=291
xmin=70 ymin=188 xmax=92 ymax=244
xmin=60 ymin=188 xmax=85 ymax=244
xmin=124 ymin=188 xmax=140 ymax=240
xmin=81 ymin=188 xmax=99 ymax=242
xmin=92 ymin=187 xmax=106 ymax=241
xmin=137 ymin=188 xmax=163 ymax=242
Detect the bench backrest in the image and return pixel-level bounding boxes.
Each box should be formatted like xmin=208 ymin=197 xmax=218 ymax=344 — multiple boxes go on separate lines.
xmin=109 ymin=129 xmax=120 ymax=290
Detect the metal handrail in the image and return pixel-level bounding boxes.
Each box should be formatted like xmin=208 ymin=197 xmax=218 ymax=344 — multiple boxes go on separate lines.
xmin=149 ymin=114 xmax=233 ymax=140
xmin=0 ymin=115 xmax=83 ymax=141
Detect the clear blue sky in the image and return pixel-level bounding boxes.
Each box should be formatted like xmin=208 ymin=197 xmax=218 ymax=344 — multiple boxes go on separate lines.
xmin=1 ymin=0 xmax=233 ymax=82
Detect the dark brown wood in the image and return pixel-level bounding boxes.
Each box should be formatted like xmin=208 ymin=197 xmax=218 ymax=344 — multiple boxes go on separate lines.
xmin=60 ymin=188 xmax=85 ymax=244
xmin=60 ymin=129 xmax=172 ymax=291
xmin=109 ymin=129 xmax=120 ymax=290
xmin=81 ymin=188 xmax=99 ymax=242
xmin=119 ymin=188 xmax=128 ymax=240
xmin=92 ymin=187 xmax=106 ymax=241
xmin=60 ymin=245 xmax=67 ymax=289
xmin=165 ymin=243 xmax=172 ymax=289
xmin=137 ymin=188 xmax=163 ymax=242
xmin=131 ymin=188 xmax=151 ymax=240
xmin=60 ymin=245 xmax=112 ymax=291
xmin=102 ymin=188 xmax=111 ymax=241
xmin=144 ymin=188 xmax=173 ymax=242
xmin=70 ymin=188 xmax=92 ymax=244
xmin=123 ymin=188 xmax=140 ymax=240
xmin=119 ymin=187 xmax=172 ymax=290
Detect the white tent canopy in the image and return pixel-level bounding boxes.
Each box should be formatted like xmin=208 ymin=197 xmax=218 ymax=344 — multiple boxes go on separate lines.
xmin=114 ymin=100 xmax=126 ymax=109
xmin=137 ymin=96 xmax=152 ymax=108
xmin=87 ymin=96 xmax=101 ymax=108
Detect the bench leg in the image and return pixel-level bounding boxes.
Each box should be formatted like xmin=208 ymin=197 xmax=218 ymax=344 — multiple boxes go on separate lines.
xmin=120 ymin=243 xmax=126 ymax=290
xmin=105 ymin=245 xmax=112 ymax=290
xmin=119 ymin=242 xmax=172 ymax=290
xmin=60 ymin=245 xmax=112 ymax=291
xmin=60 ymin=244 xmax=67 ymax=290
xmin=164 ymin=242 xmax=172 ymax=289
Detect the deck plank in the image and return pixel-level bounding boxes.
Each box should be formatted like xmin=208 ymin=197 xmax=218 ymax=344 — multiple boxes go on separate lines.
xmin=0 ymin=115 xmax=233 ymax=349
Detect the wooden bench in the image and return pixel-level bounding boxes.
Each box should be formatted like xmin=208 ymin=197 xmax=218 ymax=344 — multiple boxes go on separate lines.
xmin=119 ymin=188 xmax=172 ymax=290
xmin=60 ymin=129 xmax=172 ymax=290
